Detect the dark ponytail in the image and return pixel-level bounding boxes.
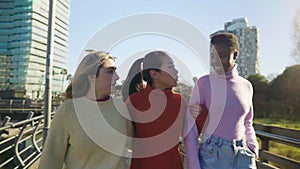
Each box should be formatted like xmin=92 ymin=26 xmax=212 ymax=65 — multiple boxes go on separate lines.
xmin=122 ymin=58 xmax=145 ymax=101
xmin=122 ymin=51 xmax=168 ymax=101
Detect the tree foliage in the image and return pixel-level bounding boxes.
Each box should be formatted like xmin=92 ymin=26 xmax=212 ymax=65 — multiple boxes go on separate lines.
xmin=292 ymin=10 xmax=300 ymax=63
xmin=269 ymin=65 xmax=300 ymax=119
xmin=248 ymin=65 xmax=300 ymax=120
xmin=247 ymin=74 xmax=270 ymax=118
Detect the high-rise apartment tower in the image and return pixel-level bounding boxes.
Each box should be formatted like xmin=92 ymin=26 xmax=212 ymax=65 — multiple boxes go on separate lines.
xmin=0 ymin=0 xmax=70 ymax=99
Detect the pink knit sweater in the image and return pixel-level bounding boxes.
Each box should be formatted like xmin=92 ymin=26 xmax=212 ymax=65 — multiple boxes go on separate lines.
xmin=184 ymin=65 xmax=259 ymax=169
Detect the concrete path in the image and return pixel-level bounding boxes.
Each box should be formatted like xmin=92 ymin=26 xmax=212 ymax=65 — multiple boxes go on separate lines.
xmin=29 ymin=158 xmax=39 ymax=169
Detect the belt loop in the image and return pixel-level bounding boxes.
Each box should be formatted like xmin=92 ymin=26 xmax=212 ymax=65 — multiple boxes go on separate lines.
xmin=218 ymin=138 xmax=223 ymax=146
xmin=232 ymin=139 xmax=236 ymax=146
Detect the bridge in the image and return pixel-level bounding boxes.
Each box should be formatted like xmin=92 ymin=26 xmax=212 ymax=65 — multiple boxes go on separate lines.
xmin=0 ymin=111 xmax=300 ymax=169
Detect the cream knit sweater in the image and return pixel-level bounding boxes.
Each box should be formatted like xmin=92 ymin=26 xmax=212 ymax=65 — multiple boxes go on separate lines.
xmin=39 ymin=97 xmax=132 ymax=169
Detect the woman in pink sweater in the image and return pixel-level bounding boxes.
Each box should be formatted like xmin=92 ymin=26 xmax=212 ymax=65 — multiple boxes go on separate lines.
xmin=184 ymin=33 xmax=259 ymax=169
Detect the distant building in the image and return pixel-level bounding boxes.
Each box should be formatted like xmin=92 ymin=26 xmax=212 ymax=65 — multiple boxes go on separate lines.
xmin=211 ymin=18 xmax=260 ymax=78
xmin=0 ymin=0 xmax=70 ymax=99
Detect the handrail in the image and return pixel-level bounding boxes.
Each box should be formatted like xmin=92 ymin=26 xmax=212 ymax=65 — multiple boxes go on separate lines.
xmin=254 ymin=123 xmax=300 ymax=169
xmin=0 ymin=111 xmax=55 ymax=168
xmin=1 ymin=113 xmax=299 ymax=169
xmin=255 ymin=130 xmax=300 ymax=148
xmin=14 ymin=112 xmax=34 ymax=167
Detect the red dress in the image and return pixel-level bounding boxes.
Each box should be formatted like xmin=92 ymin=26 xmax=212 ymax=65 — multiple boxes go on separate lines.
xmin=126 ymin=85 xmax=186 ymax=169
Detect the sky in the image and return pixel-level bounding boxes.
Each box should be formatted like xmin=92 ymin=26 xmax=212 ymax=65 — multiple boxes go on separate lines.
xmin=68 ymin=0 xmax=300 ymax=84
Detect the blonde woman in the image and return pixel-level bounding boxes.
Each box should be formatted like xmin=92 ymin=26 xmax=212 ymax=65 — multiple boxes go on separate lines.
xmin=39 ymin=51 xmax=132 ymax=169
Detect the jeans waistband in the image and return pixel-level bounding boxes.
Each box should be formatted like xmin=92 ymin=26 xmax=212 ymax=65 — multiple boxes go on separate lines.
xmin=201 ymin=134 xmax=245 ymax=146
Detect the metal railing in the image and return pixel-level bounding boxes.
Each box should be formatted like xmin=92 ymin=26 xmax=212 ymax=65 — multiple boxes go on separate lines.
xmin=1 ymin=113 xmax=299 ymax=169
xmin=0 ymin=99 xmax=43 ymax=113
xmin=0 ymin=111 xmax=54 ymax=169
xmin=0 ymin=99 xmax=62 ymax=113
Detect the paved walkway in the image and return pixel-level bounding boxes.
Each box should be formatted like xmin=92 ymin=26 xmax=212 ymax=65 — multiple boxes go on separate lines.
xmin=29 ymin=158 xmax=39 ymax=169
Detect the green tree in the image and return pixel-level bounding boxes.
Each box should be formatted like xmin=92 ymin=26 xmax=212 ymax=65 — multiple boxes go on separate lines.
xmin=269 ymin=65 xmax=300 ymax=120
xmin=66 ymin=74 xmax=72 ymax=82
xmin=247 ymin=74 xmax=270 ymax=118
xmin=173 ymin=82 xmax=193 ymax=101
xmin=292 ymin=10 xmax=300 ymax=63
xmin=60 ymin=68 xmax=68 ymax=93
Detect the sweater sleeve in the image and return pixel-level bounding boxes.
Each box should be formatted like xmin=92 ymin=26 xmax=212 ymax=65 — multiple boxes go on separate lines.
xmin=244 ymin=84 xmax=259 ymax=159
xmin=183 ymin=83 xmax=201 ymax=169
xmin=39 ymin=104 xmax=70 ymax=169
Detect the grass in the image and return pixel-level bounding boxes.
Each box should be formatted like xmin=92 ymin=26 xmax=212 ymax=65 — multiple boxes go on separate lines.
xmin=269 ymin=142 xmax=300 ymax=161
xmin=254 ymin=118 xmax=300 ymax=130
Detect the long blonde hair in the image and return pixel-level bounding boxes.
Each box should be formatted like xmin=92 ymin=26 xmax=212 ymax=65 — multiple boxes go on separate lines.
xmin=63 ymin=51 xmax=116 ymax=100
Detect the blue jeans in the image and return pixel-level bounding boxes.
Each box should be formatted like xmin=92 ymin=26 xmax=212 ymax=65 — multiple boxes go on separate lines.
xmin=198 ymin=135 xmax=256 ymax=169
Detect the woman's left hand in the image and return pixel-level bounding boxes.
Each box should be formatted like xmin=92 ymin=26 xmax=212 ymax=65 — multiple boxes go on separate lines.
xmin=189 ymin=104 xmax=202 ymax=119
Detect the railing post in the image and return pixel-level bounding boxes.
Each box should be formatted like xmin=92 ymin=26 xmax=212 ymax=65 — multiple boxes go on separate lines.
xmin=9 ymin=99 xmax=12 ymax=112
xmin=260 ymin=125 xmax=271 ymax=163
xmin=14 ymin=112 xmax=34 ymax=167
xmin=0 ymin=116 xmax=11 ymax=137
xmin=22 ymin=100 xmax=25 ymax=112
xmin=260 ymin=136 xmax=269 ymax=163
xmin=32 ymin=119 xmax=43 ymax=153
xmin=1 ymin=116 xmax=11 ymax=127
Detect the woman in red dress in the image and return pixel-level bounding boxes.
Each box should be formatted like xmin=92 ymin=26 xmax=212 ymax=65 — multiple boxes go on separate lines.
xmin=122 ymin=51 xmax=187 ymax=169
